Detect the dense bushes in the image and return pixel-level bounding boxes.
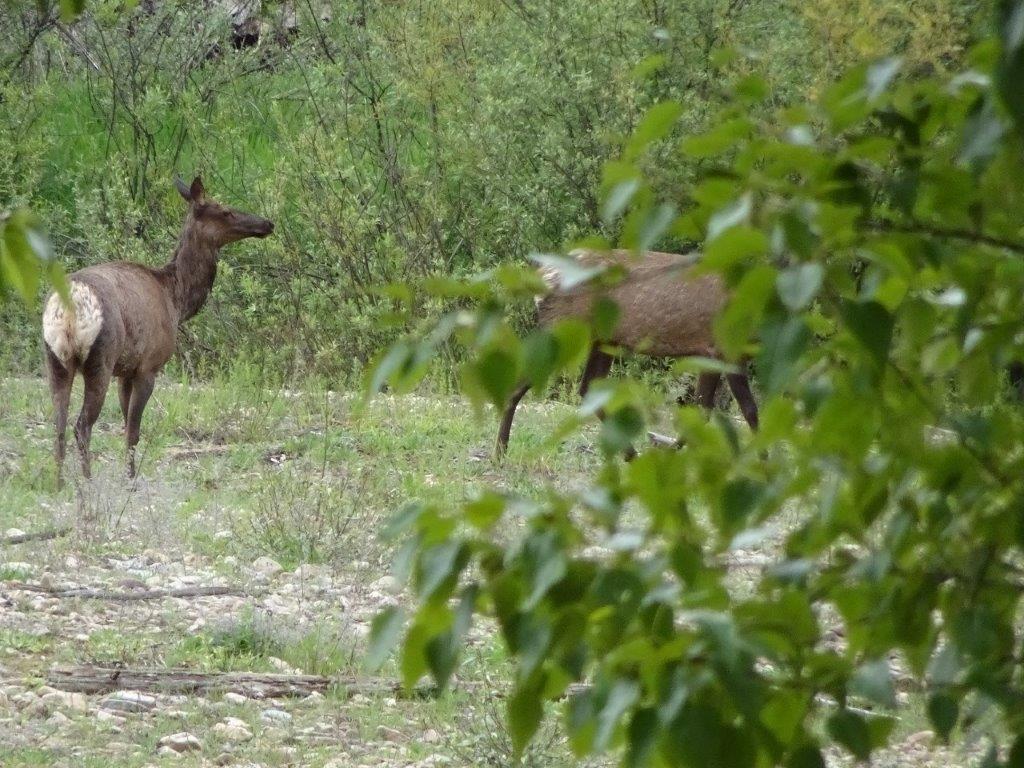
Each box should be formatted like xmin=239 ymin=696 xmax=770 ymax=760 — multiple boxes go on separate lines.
xmin=0 ymin=0 xmax=976 ymax=382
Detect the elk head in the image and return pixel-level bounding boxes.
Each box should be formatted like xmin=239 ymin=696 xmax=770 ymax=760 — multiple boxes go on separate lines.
xmin=175 ymin=175 xmax=274 ymax=246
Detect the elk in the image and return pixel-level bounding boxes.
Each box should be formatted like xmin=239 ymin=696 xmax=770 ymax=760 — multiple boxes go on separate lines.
xmin=42 ymin=176 xmax=274 ymax=487
xmin=495 ymin=249 xmax=759 ymax=457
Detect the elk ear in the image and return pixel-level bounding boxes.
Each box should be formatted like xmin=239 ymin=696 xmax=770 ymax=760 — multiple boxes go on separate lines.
xmin=174 ymin=176 xmax=192 ymax=201
xmin=189 ymin=176 xmax=206 ymax=203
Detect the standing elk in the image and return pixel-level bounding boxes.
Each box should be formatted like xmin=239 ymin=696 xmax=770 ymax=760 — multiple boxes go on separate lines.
xmin=42 ymin=176 xmax=274 ymax=487
xmin=495 ymin=249 xmax=759 ymax=457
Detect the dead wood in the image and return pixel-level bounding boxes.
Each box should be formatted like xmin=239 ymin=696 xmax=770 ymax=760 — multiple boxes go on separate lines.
xmin=1 ymin=526 xmax=71 ymax=546
xmin=3 ymin=583 xmax=245 ymax=601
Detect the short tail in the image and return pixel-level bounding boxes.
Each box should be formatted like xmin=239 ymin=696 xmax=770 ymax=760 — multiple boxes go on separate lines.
xmin=42 ymin=282 xmax=104 ymax=367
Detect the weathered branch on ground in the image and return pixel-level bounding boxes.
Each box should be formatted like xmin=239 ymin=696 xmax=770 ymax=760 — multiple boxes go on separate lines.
xmin=3 ymin=584 xmax=245 ymax=601
xmin=42 ymin=665 xmax=589 ymax=700
xmin=1 ymin=526 xmax=71 ymax=546
xmin=45 ymin=666 xmax=434 ymax=698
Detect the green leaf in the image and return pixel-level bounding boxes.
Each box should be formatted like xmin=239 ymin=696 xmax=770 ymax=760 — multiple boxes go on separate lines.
xmin=927 ymin=693 xmax=958 ymax=741
xmin=415 ymin=541 xmax=466 ymax=601
xmin=997 ymin=0 xmax=1024 ymax=130
xmin=59 ymin=0 xmax=86 ymax=21
xmin=756 ymin=317 xmax=811 ymax=396
xmin=365 ymin=607 xmax=405 ymax=671
xmin=603 ymin=179 xmax=641 ymax=223
xmin=508 ymin=676 xmax=545 ymax=757
xmin=850 ymin=659 xmax=896 ymax=708
xmin=840 ymin=301 xmax=894 ymax=373
xmin=827 ymin=710 xmax=871 ymax=760
xmin=707 ymin=193 xmax=753 ymax=240
xmin=776 ymin=263 xmax=824 ymax=311
xmin=625 ymin=101 xmax=683 ymax=159
xmin=866 ymin=58 xmax=901 ymax=101
xmin=715 ymin=264 xmax=777 ymax=358
xmin=531 ymin=253 xmax=606 ymax=290
xmin=786 ymin=744 xmax=826 ymax=768
xmin=473 ymin=347 xmax=520 ymax=409
xmin=594 ymin=679 xmax=640 ymax=752
xmin=680 ymin=117 xmax=754 ymax=158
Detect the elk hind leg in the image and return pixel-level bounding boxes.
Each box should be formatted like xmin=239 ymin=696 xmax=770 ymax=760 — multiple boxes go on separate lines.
xmin=74 ymin=363 xmax=112 ymax=481
xmin=125 ymin=373 xmax=155 ymax=478
xmin=46 ymin=349 xmax=75 ymax=490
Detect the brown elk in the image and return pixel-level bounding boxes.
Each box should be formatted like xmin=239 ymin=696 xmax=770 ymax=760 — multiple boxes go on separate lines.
xmin=495 ymin=249 xmax=759 ymax=457
xmin=42 ymin=176 xmax=274 ymax=487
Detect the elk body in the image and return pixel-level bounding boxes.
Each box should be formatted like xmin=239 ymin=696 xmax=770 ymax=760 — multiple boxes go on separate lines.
xmin=42 ymin=177 xmax=274 ymax=487
xmin=495 ymin=249 xmax=759 ymax=456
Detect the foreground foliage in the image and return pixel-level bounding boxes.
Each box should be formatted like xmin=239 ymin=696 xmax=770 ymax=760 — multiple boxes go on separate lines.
xmin=370 ymin=4 xmax=1024 ymax=766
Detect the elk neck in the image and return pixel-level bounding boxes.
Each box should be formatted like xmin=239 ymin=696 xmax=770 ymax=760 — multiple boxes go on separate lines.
xmin=164 ymin=212 xmax=220 ymax=324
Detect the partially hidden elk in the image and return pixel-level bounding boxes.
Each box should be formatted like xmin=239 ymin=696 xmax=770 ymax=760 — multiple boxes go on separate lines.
xmin=495 ymin=249 xmax=760 ymax=457
xmin=42 ymin=176 xmax=274 ymax=487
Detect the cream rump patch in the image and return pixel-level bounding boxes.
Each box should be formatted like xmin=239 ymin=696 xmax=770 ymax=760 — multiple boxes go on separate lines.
xmin=42 ymin=282 xmax=104 ymax=366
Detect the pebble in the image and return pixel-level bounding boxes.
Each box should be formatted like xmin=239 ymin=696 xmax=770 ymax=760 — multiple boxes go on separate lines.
xmin=906 ymin=730 xmax=935 ymax=747
xmin=377 ymin=725 xmax=404 ymax=742
xmin=3 ymin=528 xmax=25 ymax=538
xmin=223 ymin=692 xmax=248 ymax=705
xmin=40 ymin=690 xmax=89 ymax=712
xmin=46 ymin=711 xmax=71 ymax=726
xmin=156 ymin=745 xmax=184 ymax=758
xmin=95 ymin=709 xmax=126 ymax=724
xmin=101 ymin=690 xmax=157 ymax=714
xmin=158 ymin=732 xmax=202 ymax=752
xmin=261 ymin=707 xmax=292 ymax=724
xmin=252 ymin=556 xmax=283 ymax=577
xmin=213 ymin=719 xmax=253 ymax=742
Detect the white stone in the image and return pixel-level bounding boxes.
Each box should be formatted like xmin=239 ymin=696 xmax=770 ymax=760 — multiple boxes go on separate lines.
xmin=3 ymin=528 xmax=25 ymax=538
xmin=40 ymin=690 xmax=89 ymax=712
xmin=157 ymin=732 xmax=202 ymax=752
xmin=212 ymin=720 xmax=253 ymax=742
xmin=223 ymin=692 xmax=247 ymax=705
xmin=101 ymin=690 xmax=157 ymax=714
xmin=252 ymin=556 xmax=283 ymax=577
xmin=261 ymin=707 xmax=291 ymax=723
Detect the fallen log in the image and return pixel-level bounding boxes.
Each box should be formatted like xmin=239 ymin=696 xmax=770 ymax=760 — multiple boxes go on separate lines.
xmin=4 ymin=584 xmax=245 ymax=601
xmin=45 ymin=666 xmax=423 ymax=698
xmin=1 ymin=526 xmax=71 ymax=546
xmin=43 ymin=665 xmax=588 ymax=700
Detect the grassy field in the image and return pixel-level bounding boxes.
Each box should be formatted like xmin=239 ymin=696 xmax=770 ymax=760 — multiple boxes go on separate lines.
xmin=0 ymin=376 xmax=989 ymax=767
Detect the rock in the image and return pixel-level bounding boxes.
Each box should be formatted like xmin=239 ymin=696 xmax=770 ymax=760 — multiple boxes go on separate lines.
xmin=214 ymin=529 xmax=233 ymax=541
xmin=293 ymin=563 xmax=325 ymax=580
xmin=46 ymin=711 xmax=71 ymax=726
xmin=213 ymin=718 xmax=253 ymax=742
xmin=157 ymin=732 xmax=202 ymax=753
xmin=377 ymin=725 xmax=404 ymax=742
xmin=101 ymin=690 xmax=157 ymax=714
xmin=372 ymin=575 xmax=398 ymax=593
xmin=95 ymin=709 xmax=126 ymax=724
xmin=213 ymin=753 xmax=233 ymax=766
xmin=261 ymin=707 xmax=292 ymax=724
xmin=3 ymin=528 xmax=25 ymax=538
xmin=267 ymin=657 xmax=298 ymax=674
xmin=252 ymin=556 xmax=283 ymax=577
xmin=906 ymin=730 xmax=935 ymax=747
xmin=40 ymin=690 xmax=89 ymax=712
xmin=223 ymin=692 xmax=248 ymax=705
xmin=422 ymin=728 xmax=441 ymax=743
xmin=156 ymin=746 xmax=183 ymax=758
xmin=304 ymin=691 xmax=324 ymax=703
